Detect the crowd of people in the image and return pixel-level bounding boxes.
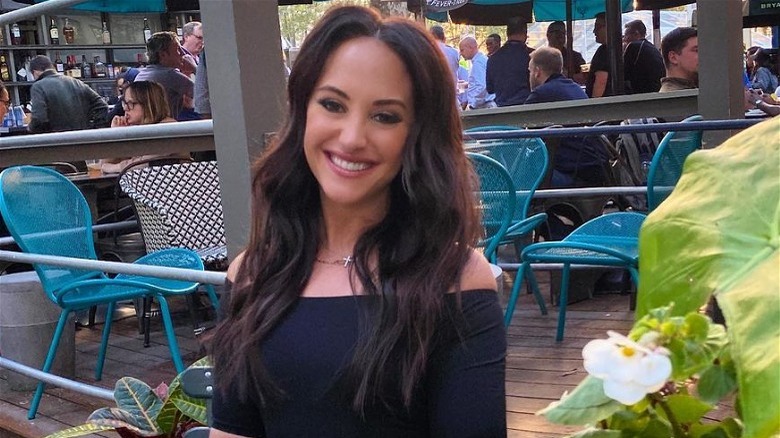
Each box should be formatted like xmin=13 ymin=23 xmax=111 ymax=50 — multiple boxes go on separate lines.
xmin=5 ymin=20 xmax=212 ymax=172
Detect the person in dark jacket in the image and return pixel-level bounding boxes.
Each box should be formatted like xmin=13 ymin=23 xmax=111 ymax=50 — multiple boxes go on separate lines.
xmin=28 ymin=55 xmax=108 ymax=133
xmin=622 ymin=20 xmax=665 ymax=94
xmin=526 ymin=47 xmax=608 ymax=187
xmin=486 ymin=17 xmax=531 ymax=106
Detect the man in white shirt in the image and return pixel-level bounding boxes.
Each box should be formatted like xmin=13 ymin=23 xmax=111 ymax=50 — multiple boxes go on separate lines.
xmin=458 ymin=36 xmax=496 ymax=110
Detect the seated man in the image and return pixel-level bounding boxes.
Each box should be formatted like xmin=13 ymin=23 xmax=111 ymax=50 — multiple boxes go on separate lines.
xmin=659 ymin=27 xmax=698 ymax=92
xmin=526 ymin=47 xmax=608 ymax=187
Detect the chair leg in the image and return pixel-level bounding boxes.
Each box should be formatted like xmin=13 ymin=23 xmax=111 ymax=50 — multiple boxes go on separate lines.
xmin=205 ymin=284 xmax=220 ymax=311
xmin=504 ymin=262 xmax=528 ymax=327
xmin=143 ymin=297 xmax=153 ymax=348
xmin=95 ymin=302 xmax=115 ymax=381
xmin=28 ymin=310 xmax=71 ymax=420
xmin=156 ymin=295 xmax=185 ymax=373
xmin=525 ymin=267 xmax=548 ymax=315
xmin=88 ymin=305 xmax=97 ymax=327
xmin=556 ymin=264 xmax=571 ymax=342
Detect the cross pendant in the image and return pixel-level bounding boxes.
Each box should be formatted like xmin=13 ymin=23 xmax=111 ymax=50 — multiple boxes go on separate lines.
xmin=342 ymin=256 xmax=354 ymax=267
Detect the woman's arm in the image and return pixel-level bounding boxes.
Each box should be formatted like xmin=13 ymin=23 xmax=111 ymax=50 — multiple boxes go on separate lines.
xmin=426 ymin=290 xmax=507 ymax=437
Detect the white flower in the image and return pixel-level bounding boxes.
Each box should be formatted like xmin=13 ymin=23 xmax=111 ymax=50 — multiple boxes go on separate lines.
xmin=582 ymin=331 xmax=672 ymax=405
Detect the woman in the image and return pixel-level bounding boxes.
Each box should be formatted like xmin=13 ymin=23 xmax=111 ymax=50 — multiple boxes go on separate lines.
xmin=209 ymin=6 xmax=506 ymax=438
xmin=97 ymin=80 xmax=182 ymax=173
xmin=111 ymin=80 xmax=175 ymax=127
xmin=750 ymin=48 xmax=779 ymax=94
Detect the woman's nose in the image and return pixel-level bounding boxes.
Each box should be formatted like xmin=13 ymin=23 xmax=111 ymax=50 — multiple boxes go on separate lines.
xmin=338 ymin=116 xmax=368 ymax=150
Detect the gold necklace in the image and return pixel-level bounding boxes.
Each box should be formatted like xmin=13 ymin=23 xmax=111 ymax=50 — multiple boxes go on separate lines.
xmin=315 ymin=255 xmax=354 ymax=268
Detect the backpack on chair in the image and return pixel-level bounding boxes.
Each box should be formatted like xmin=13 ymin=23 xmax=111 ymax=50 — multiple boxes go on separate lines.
xmin=613 ymin=118 xmax=666 ymax=210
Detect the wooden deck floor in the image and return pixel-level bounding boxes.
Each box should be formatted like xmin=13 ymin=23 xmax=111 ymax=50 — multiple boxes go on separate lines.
xmin=0 ymin=274 xmax=636 ymax=438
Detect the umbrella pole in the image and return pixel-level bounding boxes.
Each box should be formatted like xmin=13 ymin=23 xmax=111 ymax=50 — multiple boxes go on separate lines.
xmin=566 ymin=0 xmax=574 ymax=80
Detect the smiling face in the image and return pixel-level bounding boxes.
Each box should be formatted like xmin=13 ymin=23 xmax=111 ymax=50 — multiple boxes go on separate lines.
xmin=303 ymin=37 xmax=414 ymax=216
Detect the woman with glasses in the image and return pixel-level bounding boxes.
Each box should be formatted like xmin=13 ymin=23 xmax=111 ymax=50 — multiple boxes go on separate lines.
xmin=111 ymin=80 xmax=175 ymax=127
xmin=99 ymin=81 xmax=182 ymax=173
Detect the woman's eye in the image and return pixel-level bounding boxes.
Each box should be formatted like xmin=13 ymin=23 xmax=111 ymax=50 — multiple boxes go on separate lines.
xmin=373 ymin=112 xmax=402 ymax=124
xmin=318 ymin=98 xmax=344 ymax=113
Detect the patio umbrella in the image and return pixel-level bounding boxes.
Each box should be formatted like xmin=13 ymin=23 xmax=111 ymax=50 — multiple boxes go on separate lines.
xmin=29 ymin=0 xmax=167 ymax=12
xmin=429 ymin=0 xmax=633 ymax=24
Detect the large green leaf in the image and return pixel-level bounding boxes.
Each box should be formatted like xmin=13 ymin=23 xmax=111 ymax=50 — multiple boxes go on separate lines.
xmin=108 ymin=377 xmax=164 ymax=434
xmin=538 ymin=376 xmax=624 ymax=425
xmin=44 ymin=423 xmax=114 ymax=438
xmin=636 ymin=117 xmax=780 ymax=437
xmin=157 ymin=357 xmax=211 ymax=433
xmin=87 ymin=408 xmax=161 ymax=437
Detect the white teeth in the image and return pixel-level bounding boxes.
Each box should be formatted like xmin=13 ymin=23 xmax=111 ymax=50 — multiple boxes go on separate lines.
xmin=330 ymin=155 xmax=370 ymax=171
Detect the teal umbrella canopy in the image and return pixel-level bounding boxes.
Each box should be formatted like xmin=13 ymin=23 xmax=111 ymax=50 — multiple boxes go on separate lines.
xmin=32 ymin=0 xmax=166 ymax=12
xmin=532 ymin=0 xmax=632 ymax=20
xmin=427 ymin=0 xmax=633 ymax=24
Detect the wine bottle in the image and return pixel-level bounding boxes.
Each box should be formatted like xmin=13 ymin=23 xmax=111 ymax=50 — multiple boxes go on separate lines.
xmin=93 ymin=56 xmax=107 ymax=78
xmin=101 ymin=21 xmax=111 ymax=45
xmin=0 ymin=55 xmax=10 ymax=81
xmin=11 ymin=23 xmax=22 ymax=45
xmin=81 ymin=54 xmax=92 ymax=79
xmin=49 ymin=18 xmax=59 ymax=45
xmin=62 ymin=18 xmax=75 ymax=45
xmin=143 ymin=17 xmax=152 ymax=42
xmin=55 ymin=52 xmax=64 ymax=73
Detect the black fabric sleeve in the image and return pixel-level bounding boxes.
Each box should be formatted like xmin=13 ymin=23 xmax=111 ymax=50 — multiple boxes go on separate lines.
xmin=210 ymin=279 xmax=266 ymax=437
xmin=426 ymin=291 xmax=507 ymax=437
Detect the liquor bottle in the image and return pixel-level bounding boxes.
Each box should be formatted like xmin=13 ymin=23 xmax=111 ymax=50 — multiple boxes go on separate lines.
xmin=143 ymin=17 xmax=152 ymax=42
xmin=10 ymin=23 xmax=22 ymax=45
xmin=93 ymin=56 xmax=107 ymax=78
xmin=68 ymin=55 xmax=81 ymax=78
xmin=175 ymin=16 xmax=183 ymax=42
xmin=54 ymin=51 xmax=64 ymax=73
xmin=81 ymin=54 xmax=92 ymax=79
xmin=49 ymin=18 xmax=59 ymax=45
xmin=62 ymin=18 xmax=75 ymax=45
xmin=101 ymin=21 xmax=111 ymax=45
xmin=13 ymin=105 xmax=26 ymax=127
xmin=0 ymin=55 xmax=10 ymax=81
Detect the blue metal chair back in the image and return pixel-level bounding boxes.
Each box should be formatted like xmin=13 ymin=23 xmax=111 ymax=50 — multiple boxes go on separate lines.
xmin=465 ymin=127 xmax=549 ymax=223
xmin=0 ymin=166 xmax=102 ymax=301
xmin=467 ymin=152 xmax=516 ymax=261
xmin=647 ymin=115 xmax=703 ymax=211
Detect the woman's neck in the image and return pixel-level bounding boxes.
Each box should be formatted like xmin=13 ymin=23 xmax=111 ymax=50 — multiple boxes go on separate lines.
xmin=319 ymin=198 xmax=388 ymax=255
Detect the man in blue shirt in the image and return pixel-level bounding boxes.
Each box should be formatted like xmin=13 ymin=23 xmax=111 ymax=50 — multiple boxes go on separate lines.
xmin=459 ymin=36 xmax=496 ymax=110
xmin=486 ymin=18 xmax=531 ymax=107
xmin=430 ymin=25 xmax=460 ymax=86
xmin=526 ymin=47 xmax=608 ymax=187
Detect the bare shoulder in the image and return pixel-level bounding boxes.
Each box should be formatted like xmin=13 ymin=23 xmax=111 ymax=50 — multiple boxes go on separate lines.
xmin=457 ymin=249 xmax=498 ymax=292
xmin=226 ymin=251 xmax=246 ymax=283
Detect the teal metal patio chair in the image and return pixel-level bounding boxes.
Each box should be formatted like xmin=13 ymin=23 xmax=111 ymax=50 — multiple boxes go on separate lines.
xmin=465 ymin=126 xmax=549 ymax=255
xmin=0 ymin=166 xmax=217 ymax=419
xmin=467 ymin=152 xmax=547 ymax=312
xmin=505 ymin=115 xmax=704 ymax=341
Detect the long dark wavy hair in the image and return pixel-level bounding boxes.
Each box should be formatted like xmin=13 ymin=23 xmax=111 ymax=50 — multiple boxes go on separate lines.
xmin=209 ymin=5 xmax=480 ymax=413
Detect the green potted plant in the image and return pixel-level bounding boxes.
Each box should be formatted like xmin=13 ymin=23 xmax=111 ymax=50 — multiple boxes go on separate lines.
xmin=539 ymin=117 xmax=779 ymax=437
xmin=46 ymin=357 xmax=210 ymax=438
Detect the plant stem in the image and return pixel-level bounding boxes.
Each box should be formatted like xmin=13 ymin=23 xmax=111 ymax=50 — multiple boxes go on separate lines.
xmin=652 ymin=394 xmax=685 ymax=438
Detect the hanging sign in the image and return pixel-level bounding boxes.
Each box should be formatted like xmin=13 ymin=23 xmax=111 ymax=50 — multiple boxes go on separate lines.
xmin=426 ymin=0 xmax=469 ymax=12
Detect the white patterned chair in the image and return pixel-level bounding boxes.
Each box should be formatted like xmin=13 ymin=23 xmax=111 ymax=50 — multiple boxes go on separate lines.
xmin=119 ymin=161 xmax=226 ymax=345
xmin=119 ymin=160 xmax=227 ymax=271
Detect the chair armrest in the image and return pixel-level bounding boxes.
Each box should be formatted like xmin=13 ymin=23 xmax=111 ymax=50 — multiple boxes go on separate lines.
xmin=504 ymin=212 xmax=548 ymax=239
